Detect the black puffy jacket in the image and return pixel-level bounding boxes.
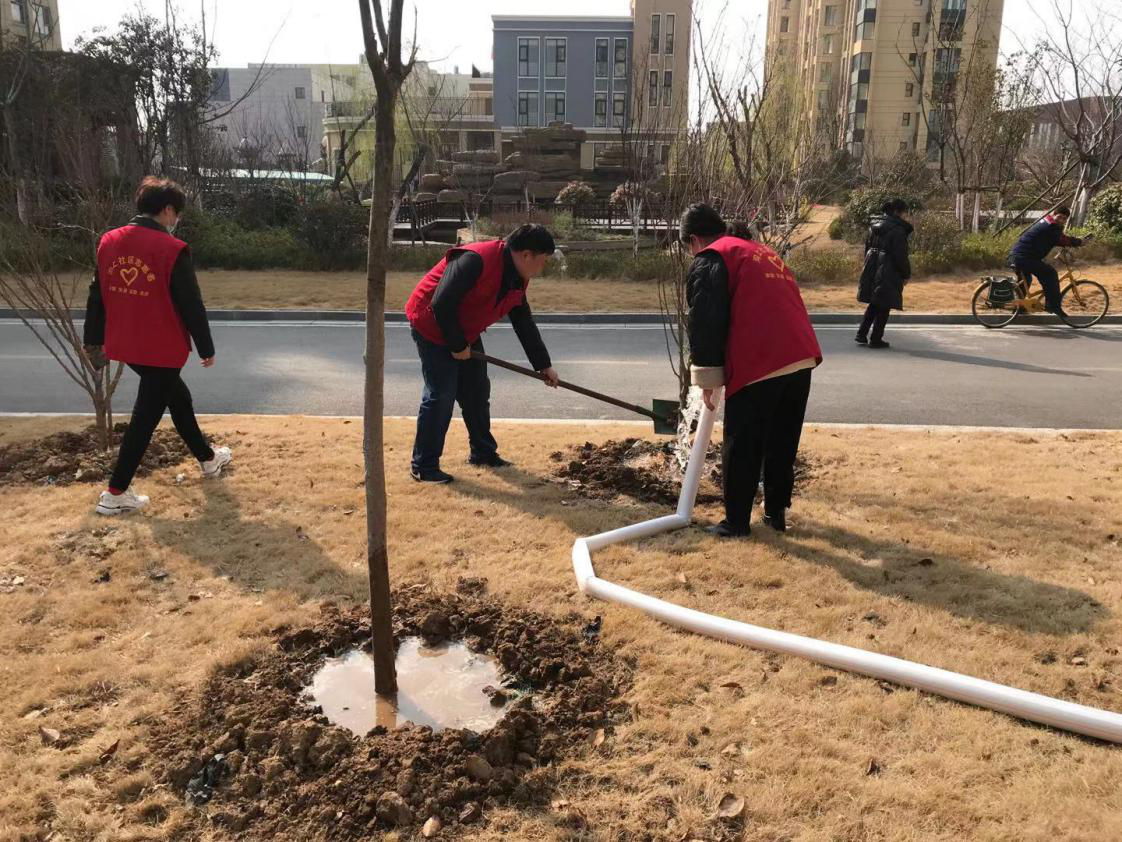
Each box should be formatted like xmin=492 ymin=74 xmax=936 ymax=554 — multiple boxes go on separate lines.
xmin=858 ymin=214 xmax=913 ymax=311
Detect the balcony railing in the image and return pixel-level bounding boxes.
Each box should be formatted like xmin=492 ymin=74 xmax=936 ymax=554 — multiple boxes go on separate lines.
xmin=325 ymin=97 xmax=493 ymax=121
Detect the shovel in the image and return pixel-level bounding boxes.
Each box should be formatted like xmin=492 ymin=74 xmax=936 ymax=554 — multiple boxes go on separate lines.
xmin=471 ymin=352 xmax=679 ymax=434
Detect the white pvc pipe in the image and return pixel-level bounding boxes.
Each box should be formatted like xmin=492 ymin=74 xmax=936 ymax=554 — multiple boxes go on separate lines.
xmin=570 ymin=387 xmax=1122 ymax=744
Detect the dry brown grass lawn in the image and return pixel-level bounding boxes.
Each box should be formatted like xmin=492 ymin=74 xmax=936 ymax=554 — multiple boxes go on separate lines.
xmin=2 ymin=416 xmax=1121 ymax=840
xmin=179 ymin=262 xmax=1122 ymax=315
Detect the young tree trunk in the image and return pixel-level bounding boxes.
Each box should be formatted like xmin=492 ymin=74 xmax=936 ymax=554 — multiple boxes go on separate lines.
xmin=3 ymin=103 xmax=33 ymax=224
xmin=972 ymin=191 xmax=982 ymax=234
xmin=388 ymin=193 xmax=402 ymax=249
xmin=364 ymin=91 xmax=399 ymax=696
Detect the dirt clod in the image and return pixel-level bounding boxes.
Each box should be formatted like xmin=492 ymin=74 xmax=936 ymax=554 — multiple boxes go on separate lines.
xmin=151 ymin=588 xmax=627 ymax=838
xmin=0 ymin=423 xmax=193 ymax=487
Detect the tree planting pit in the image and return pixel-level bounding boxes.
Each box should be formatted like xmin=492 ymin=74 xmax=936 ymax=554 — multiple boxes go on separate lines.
xmin=151 ymin=583 xmax=629 ymax=838
xmin=307 ymin=638 xmax=508 ymax=735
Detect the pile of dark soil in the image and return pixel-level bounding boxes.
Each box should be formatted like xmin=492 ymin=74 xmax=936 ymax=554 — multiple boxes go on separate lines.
xmin=551 ymin=438 xmax=814 ymax=507
xmin=151 ymin=583 xmax=628 ymax=839
xmin=0 ymin=423 xmax=191 ymax=486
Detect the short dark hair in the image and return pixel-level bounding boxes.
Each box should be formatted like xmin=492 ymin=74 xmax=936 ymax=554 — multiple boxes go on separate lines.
xmin=882 ymin=198 xmax=910 ymax=216
xmin=725 ymin=220 xmax=754 ymax=241
xmin=680 ymin=202 xmax=727 ymax=242
xmin=135 ymin=176 xmax=187 ymax=216
xmin=506 ymin=224 xmax=556 ymax=255
xmin=1054 ymin=205 xmax=1072 ymax=217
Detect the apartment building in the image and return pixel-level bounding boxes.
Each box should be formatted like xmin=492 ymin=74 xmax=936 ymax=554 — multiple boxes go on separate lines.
xmin=766 ymin=0 xmax=1004 ymax=162
xmin=1 ymin=0 xmax=62 ymax=51
xmin=208 ymin=65 xmax=325 ymax=170
xmin=492 ymin=0 xmax=690 ymax=168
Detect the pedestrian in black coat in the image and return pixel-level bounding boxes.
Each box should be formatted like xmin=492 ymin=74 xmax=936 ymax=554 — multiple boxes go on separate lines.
xmin=856 ymin=198 xmax=914 ymax=348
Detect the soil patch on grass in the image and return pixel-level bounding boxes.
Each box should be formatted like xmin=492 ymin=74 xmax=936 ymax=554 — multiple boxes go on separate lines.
xmin=551 ymin=437 xmax=814 ymax=507
xmin=0 ymin=422 xmax=195 ymax=487
xmin=150 ymin=583 xmax=627 ymax=839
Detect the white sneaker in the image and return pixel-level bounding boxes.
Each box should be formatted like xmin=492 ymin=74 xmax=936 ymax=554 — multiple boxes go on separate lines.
xmin=95 ymin=488 xmax=150 ymax=516
xmin=200 ymin=446 xmax=232 ymax=478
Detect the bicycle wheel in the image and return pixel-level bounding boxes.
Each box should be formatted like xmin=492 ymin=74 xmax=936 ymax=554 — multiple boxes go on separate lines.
xmin=1060 ymin=280 xmax=1110 ymax=328
xmin=971 ymin=280 xmax=1020 ymax=328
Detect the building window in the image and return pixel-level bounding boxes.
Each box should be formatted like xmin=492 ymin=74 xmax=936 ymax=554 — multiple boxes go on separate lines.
xmin=297 ymin=125 xmax=307 ymax=140
xmin=613 ymin=38 xmax=628 ymax=79
xmin=648 ymin=70 xmax=659 ymax=107
xmin=517 ymin=92 xmax=539 ymax=126
xmin=666 ymin=14 xmax=675 ymax=54
xmin=661 ymin=143 xmax=671 ymax=165
xmin=650 ymin=14 xmax=661 ymax=54
xmin=780 ymin=16 xmax=789 ymax=33
xmin=912 ymin=21 xmax=921 ymax=37
xmin=33 ymin=3 xmax=49 ymax=36
xmin=905 ymin=82 xmax=914 ymax=97
xmin=900 ymin=141 xmax=910 ymax=151
xmin=594 ymin=93 xmax=608 ymax=128
xmin=902 ymin=112 xmax=911 ymax=126
xmin=545 ymin=38 xmax=566 ymax=77
xmin=824 ymin=5 xmax=838 ymax=25
xmin=544 ymin=92 xmax=565 ymax=122
xmin=819 ymin=63 xmax=832 ymax=82
xmin=908 ymin=52 xmax=918 ymax=66
xmin=517 ymin=37 xmax=540 ymax=77
xmin=595 ymin=38 xmax=609 ymax=78
xmin=295 ymin=86 xmax=306 ymax=99
xmin=823 ymin=34 xmax=834 ymax=54
xmin=854 ymin=0 xmax=876 ymax=39
xmin=9 ymin=0 xmax=25 ymax=23
xmin=612 ymin=92 xmax=626 ymax=127
xmin=783 ymin=0 xmax=790 ymax=7
xmin=662 ymin=70 xmax=672 ymax=106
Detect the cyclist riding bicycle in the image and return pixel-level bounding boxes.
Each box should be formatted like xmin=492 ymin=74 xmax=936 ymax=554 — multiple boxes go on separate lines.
xmin=1007 ymin=205 xmax=1084 ymax=317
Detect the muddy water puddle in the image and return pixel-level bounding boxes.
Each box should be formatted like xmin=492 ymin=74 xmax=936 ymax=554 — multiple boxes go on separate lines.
xmin=306 ymin=637 xmax=507 ymax=735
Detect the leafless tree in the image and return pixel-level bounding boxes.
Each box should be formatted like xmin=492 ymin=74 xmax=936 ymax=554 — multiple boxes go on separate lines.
xmin=1022 ymin=0 xmax=1122 ymax=225
xmin=357 ymin=0 xmax=416 ymax=697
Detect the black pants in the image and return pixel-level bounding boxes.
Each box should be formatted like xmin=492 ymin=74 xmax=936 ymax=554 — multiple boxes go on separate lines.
xmin=858 ymin=303 xmax=890 ymax=342
xmin=410 ymin=330 xmax=497 ymax=473
xmin=722 ymin=367 xmax=812 ymax=530
xmin=110 ymin=364 xmax=213 ymax=491
xmin=1013 ymin=257 xmax=1062 ymax=312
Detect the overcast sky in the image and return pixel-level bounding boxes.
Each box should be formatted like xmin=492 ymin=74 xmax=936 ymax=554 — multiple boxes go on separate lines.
xmin=57 ymin=0 xmax=1056 ymax=72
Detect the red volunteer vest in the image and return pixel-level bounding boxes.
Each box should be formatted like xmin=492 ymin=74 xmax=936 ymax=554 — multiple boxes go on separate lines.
xmin=704 ymin=236 xmax=823 ymax=397
xmin=405 ymin=240 xmax=525 ymax=346
xmin=96 ymin=224 xmax=191 ymax=368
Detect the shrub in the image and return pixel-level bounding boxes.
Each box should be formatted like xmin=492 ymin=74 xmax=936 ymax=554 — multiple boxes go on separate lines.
xmin=836 ymin=187 xmax=924 ymax=243
xmin=1088 ymin=185 xmax=1122 ymax=235
xmin=206 ymin=187 xmax=303 ymax=230
xmin=295 ymin=202 xmax=368 ymax=270
xmin=827 ymin=217 xmax=845 ymax=240
xmin=555 ymin=180 xmax=596 ymax=209
xmin=179 ymin=208 xmax=309 ymax=270
xmin=787 ymin=248 xmax=861 ymax=285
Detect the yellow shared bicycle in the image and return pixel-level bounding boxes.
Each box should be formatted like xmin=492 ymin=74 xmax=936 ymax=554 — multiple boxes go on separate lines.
xmin=971 ymin=245 xmax=1110 ymax=329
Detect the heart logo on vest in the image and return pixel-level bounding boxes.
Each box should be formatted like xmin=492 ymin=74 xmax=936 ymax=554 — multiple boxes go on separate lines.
xmin=120 ymin=266 xmax=139 ymax=286
xmin=766 ymin=253 xmax=785 ymax=272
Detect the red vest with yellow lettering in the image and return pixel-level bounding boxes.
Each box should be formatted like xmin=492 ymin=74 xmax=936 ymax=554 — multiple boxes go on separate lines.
xmin=704 ymin=236 xmax=823 ymax=397
xmin=96 ymin=224 xmax=191 ymax=367
xmin=406 ymin=240 xmax=524 ymax=346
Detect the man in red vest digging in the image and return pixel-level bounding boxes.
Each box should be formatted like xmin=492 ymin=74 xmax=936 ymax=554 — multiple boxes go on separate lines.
xmin=83 ymin=177 xmax=231 ymax=516
xmin=681 ymin=203 xmax=823 ymax=537
xmin=405 ymin=224 xmax=560 ymax=483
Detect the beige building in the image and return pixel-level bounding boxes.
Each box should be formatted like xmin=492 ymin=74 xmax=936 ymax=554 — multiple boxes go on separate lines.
xmin=0 ymin=0 xmax=61 ymax=50
xmin=766 ymin=0 xmax=1004 ymax=162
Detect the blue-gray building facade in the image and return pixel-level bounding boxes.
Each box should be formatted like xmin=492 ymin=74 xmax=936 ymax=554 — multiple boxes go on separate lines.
xmin=492 ymin=16 xmax=634 ymax=134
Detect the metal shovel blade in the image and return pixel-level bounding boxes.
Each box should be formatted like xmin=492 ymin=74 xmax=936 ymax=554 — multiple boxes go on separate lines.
xmin=651 ymin=399 xmax=679 ymax=435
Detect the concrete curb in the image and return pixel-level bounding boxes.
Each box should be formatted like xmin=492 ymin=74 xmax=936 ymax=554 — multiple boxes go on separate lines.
xmin=3 ymin=308 xmax=1120 ymax=326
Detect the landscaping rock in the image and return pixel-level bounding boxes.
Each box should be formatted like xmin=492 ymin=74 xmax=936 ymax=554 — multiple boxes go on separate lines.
xmin=464 ymin=755 xmax=494 ymax=782
xmin=452 ymin=150 xmax=500 ymax=164
xmin=420 ymin=173 xmax=446 ymax=191
xmin=492 ymin=170 xmax=541 ymax=191
xmin=436 ymin=189 xmax=466 ymax=203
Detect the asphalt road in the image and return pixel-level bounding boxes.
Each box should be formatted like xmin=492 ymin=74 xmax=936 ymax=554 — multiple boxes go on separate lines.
xmin=2 ymin=319 xmax=1121 ymax=428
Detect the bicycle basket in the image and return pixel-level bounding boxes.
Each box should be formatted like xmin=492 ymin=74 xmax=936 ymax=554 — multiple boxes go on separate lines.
xmin=987 ymin=277 xmax=1017 ymax=304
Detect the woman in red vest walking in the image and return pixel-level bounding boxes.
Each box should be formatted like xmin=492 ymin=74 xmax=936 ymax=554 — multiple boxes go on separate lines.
xmin=83 ymin=177 xmax=231 ymax=516
xmin=682 ymin=204 xmax=823 ymax=537
xmin=405 ymin=224 xmax=560 ymax=483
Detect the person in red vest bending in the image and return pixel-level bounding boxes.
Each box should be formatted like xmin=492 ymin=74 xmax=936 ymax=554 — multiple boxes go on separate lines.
xmin=405 ymin=224 xmax=561 ymax=483
xmin=83 ymin=177 xmax=232 ymax=516
xmin=682 ymin=204 xmax=823 ymax=538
